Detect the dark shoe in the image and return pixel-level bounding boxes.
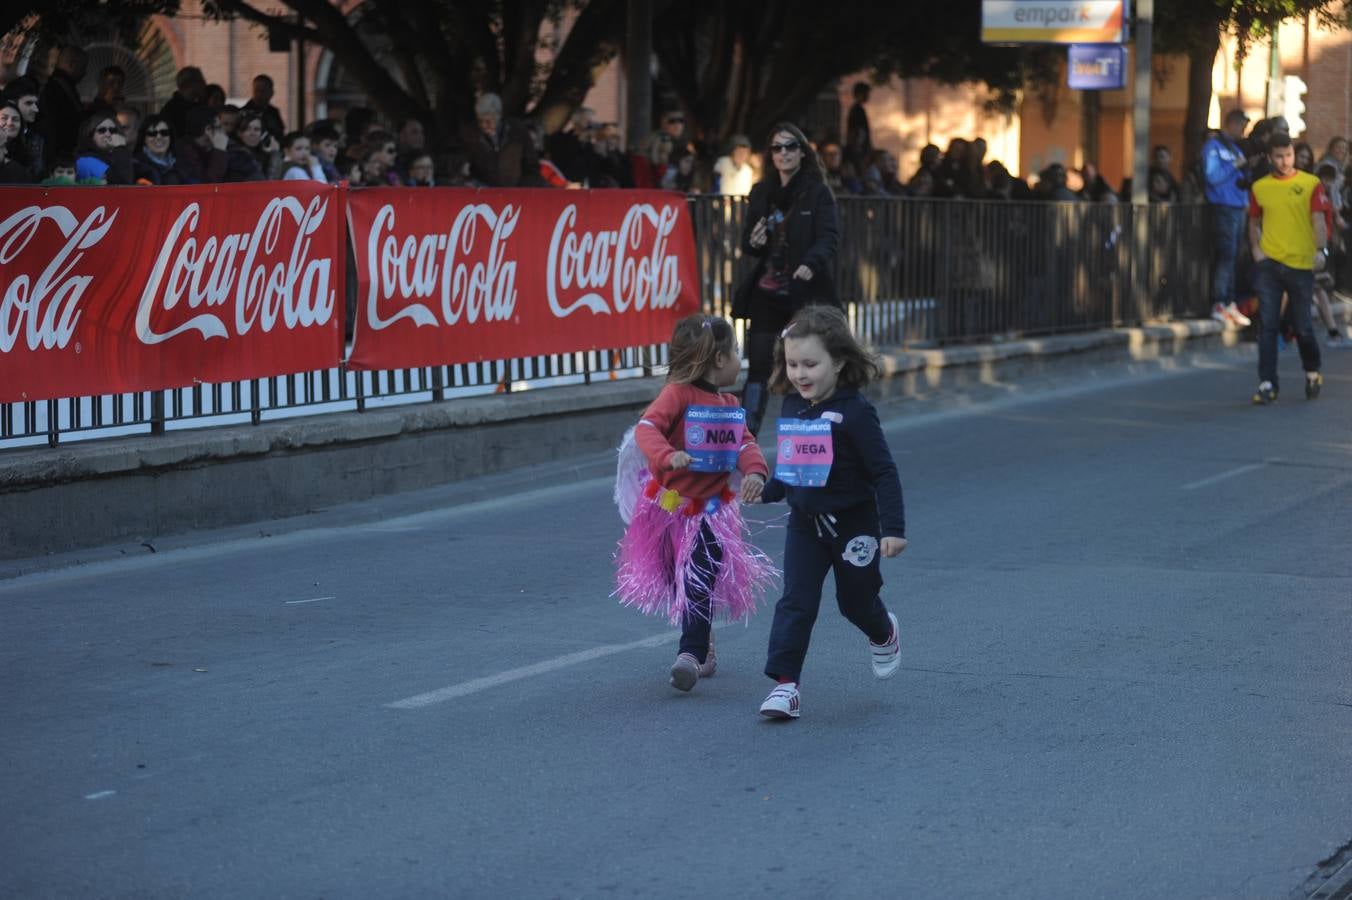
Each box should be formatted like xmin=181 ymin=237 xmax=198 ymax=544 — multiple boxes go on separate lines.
xmin=1252 ymin=381 xmax=1278 ymax=405
xmin=1306 ymin=372 xmax=1323 ymax=400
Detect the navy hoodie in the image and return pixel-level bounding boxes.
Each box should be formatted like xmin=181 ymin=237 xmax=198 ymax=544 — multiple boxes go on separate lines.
xmin=761 ymin=387 xmax=905 ymax=538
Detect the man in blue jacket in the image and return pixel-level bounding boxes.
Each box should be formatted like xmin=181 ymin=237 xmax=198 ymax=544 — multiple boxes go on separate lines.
xmin=1203 ymin=109 xmax=1255 ymax=327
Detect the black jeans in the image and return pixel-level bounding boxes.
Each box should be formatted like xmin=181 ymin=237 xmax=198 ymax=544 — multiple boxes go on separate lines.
xmin=765 ymin=502 xmax=893 ymax=683
xmin=1253 ymin=258 xmax=1321 ymax=386
xmin=678 ymin=521 xmax=722 ymax=664
xmin=744 ymin=289 xmax=798 ymax=396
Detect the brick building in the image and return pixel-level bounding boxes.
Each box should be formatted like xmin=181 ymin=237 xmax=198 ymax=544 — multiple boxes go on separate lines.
xmin=3 ymin=5 xmax=1351 ymax=186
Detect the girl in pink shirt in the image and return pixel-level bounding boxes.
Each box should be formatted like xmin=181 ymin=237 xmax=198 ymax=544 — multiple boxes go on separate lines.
xmin=615 ymin=315 xmax=776 ymax=691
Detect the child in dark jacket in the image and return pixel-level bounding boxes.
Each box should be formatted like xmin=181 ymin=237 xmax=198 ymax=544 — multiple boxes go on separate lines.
xmin=755 ymin=305 xmax=907 ymax=719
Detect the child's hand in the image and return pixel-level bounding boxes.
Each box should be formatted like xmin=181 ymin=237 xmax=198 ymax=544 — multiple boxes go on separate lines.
xmin=881 ymin=537 xmax=908 ymax=557
xmin=740 ymin=473 xmax=765 ymax=503
xmin=668 ymin=451 xmax=692 ymax=470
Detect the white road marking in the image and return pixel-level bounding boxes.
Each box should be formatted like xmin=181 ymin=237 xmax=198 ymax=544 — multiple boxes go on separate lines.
xmin=84 ymin=790 xmax=116 ymax=800
xmin=386 ymin=632 xmax=678 ymax=709
xmin=0 ymin=477 xmax=609 ymax=591
xmin=1182 ymin=463 xmax=1266 ymax=491
xmin=286 ymin=596 xmax=334 ymax=605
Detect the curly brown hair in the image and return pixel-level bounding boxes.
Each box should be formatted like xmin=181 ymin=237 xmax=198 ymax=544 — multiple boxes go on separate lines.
xmin=768 ymin=304 xmax=880 ymax=395
xmin=666 ymin=314 xmax=735 ymax=384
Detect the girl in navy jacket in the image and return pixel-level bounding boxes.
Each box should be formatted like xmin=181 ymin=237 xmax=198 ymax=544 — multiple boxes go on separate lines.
xmin=754 ymin=305 xmax=907 ymax=719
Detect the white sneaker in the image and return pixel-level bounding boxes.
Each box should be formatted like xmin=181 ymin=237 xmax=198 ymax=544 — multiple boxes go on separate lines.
xmin=759 ymin=683 xmax=800 ymax=719
xmin=870 ymin=612 xmax=901 ymax=679
xmin=1224 ymin=303 xmax=1252 ymax=327
xmin=1211 ymin=303 xmax=1229 ymax=324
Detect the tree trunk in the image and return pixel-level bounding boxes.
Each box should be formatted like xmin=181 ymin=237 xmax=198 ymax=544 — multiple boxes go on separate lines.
xmin=1183 ymin=25 xmax=1221 ymax=171
xmin=530 ymin=0 xmax=625 ymax=133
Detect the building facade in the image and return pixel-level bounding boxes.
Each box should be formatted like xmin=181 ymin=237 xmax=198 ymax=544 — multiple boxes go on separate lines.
xmin=4 ymin=5 xmax=1350 ymax=187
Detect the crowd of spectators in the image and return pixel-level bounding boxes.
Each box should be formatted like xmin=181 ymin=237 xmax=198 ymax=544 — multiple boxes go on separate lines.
xmin=1196 ymin=109 xmax=1352 ymax=342
xmin=6 ymin=48 xmax=1352 ymax=234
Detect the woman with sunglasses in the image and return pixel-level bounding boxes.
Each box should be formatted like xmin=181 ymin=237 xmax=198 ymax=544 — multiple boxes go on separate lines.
xmin=74 ymin=112 xmax=133 ymax=184
xmin=132 ymin=114 xmax=181 ymax=185
xmin=732 ymin=122 xmax=841 ymax=435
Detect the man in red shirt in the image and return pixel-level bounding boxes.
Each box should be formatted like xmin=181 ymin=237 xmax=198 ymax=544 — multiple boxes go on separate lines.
xmin=1247 ymin=134 xmax=1328 ymax=404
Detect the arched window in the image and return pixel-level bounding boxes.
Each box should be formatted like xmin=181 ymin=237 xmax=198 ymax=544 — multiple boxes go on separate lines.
xmin=17 ymin=19 xmax=176 ymax=117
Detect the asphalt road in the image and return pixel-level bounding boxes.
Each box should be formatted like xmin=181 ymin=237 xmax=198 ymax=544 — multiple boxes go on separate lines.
xmin=3 ymin=341 xmax=1350 ymax=900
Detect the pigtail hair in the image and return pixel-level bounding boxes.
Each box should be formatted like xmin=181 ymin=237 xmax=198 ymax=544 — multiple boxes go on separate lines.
xmin=665 ymin=314 xmax=735 ymax=384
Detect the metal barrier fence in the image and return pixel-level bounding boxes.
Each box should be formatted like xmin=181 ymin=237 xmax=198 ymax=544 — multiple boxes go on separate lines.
xmin=2 ymin=196 xmax=1210 ymax=449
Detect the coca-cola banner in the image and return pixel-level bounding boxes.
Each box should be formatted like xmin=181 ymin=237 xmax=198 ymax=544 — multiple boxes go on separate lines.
xmin=0 ymin=183 xmax=344 ymax=403
xmin=346 ymin=188 xmax=699 ymax=371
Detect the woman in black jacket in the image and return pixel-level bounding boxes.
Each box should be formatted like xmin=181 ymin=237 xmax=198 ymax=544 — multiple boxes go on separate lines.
xmin=732 ymin=121 xmax=840 ymax=434
xmin=133 ymin=114 xmax=182 ymax=185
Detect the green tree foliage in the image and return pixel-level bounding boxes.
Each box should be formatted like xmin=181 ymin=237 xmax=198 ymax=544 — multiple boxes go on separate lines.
xmin=194 ymin=0 xmax=626 ymax=142
xmin=652 ymin=1 xmax=1059 ymax=146
xmin=1 ymin=0 xmax=175 ymax=53
xmin=1154 ymin=0 xmax=1351 ymax=164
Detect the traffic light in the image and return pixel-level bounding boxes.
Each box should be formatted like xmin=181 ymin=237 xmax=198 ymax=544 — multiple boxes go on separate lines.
xmin=1283 ymin=75 xmax=1308 ymax=137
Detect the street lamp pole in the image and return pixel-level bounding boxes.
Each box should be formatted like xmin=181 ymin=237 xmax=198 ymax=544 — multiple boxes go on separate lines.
xmin=1131 ymin=0 xmax=1154 ymax=325
xmin=1131 ymin=0 xmax=1153 ymax=206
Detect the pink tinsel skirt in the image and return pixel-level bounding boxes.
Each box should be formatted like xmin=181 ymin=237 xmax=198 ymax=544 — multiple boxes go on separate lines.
xmin=614 ymin=476 xmax=778 ymax=626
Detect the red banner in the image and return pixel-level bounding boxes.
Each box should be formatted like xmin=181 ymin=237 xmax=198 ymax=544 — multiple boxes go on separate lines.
xmin=345 ymin=188 xmax=700 ymax=370
xmin=0 ymin=183 xmax=344 ymax=403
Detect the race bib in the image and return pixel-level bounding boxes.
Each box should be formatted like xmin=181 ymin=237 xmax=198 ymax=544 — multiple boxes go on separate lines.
xmin=684 ymin=405 xmax=746 ymax=472
xmin=775 ymin=418 xmax=834 ymax=486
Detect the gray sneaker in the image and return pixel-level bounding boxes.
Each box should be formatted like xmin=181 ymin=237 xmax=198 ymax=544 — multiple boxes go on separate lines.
xmin=698 ymin=630 xmax=716 ymax=678
xmin=670 ymin=653 xmax=700 ymax=692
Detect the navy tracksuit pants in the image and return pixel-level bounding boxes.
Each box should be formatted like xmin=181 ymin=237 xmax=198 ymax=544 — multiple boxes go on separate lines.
xmin=765 ymin=501 xmax=893 ymax=682
xmin=678 ymin=521 xmax=721 ymax=664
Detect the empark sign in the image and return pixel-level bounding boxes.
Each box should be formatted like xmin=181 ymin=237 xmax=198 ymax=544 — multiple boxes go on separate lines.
xmin=982 ymin=0 xmax=1126 ymax=45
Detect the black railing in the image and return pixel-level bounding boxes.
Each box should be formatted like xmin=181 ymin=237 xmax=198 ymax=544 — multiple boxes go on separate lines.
xmin=1 ymin=196 xmax=1210 ymax=448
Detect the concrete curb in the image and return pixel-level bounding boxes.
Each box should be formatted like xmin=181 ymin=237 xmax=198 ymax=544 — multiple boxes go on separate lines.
xmin=0 ymin=319 xmax=1234 ymax=560
xmin=877 ymin=320 xmax=1226 ymax=376
xmin=0 ymin=380 xmax=658 ymax=490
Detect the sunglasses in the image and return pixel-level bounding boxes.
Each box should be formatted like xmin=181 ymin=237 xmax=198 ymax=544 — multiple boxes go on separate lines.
xmin=770 ymin=141 xmax=800 ymax=154
xmin=95 ymin=125 xmax=118 ymax=135
xmin=145 ymin=128 xmax=171 ymax=137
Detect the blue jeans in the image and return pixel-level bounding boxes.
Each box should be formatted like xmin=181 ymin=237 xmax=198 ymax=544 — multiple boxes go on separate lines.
xmin=1252 ymin=259 xmax=1321 ymax=386
xmin=1211 ymin=206 xmax=1247 ymax=309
